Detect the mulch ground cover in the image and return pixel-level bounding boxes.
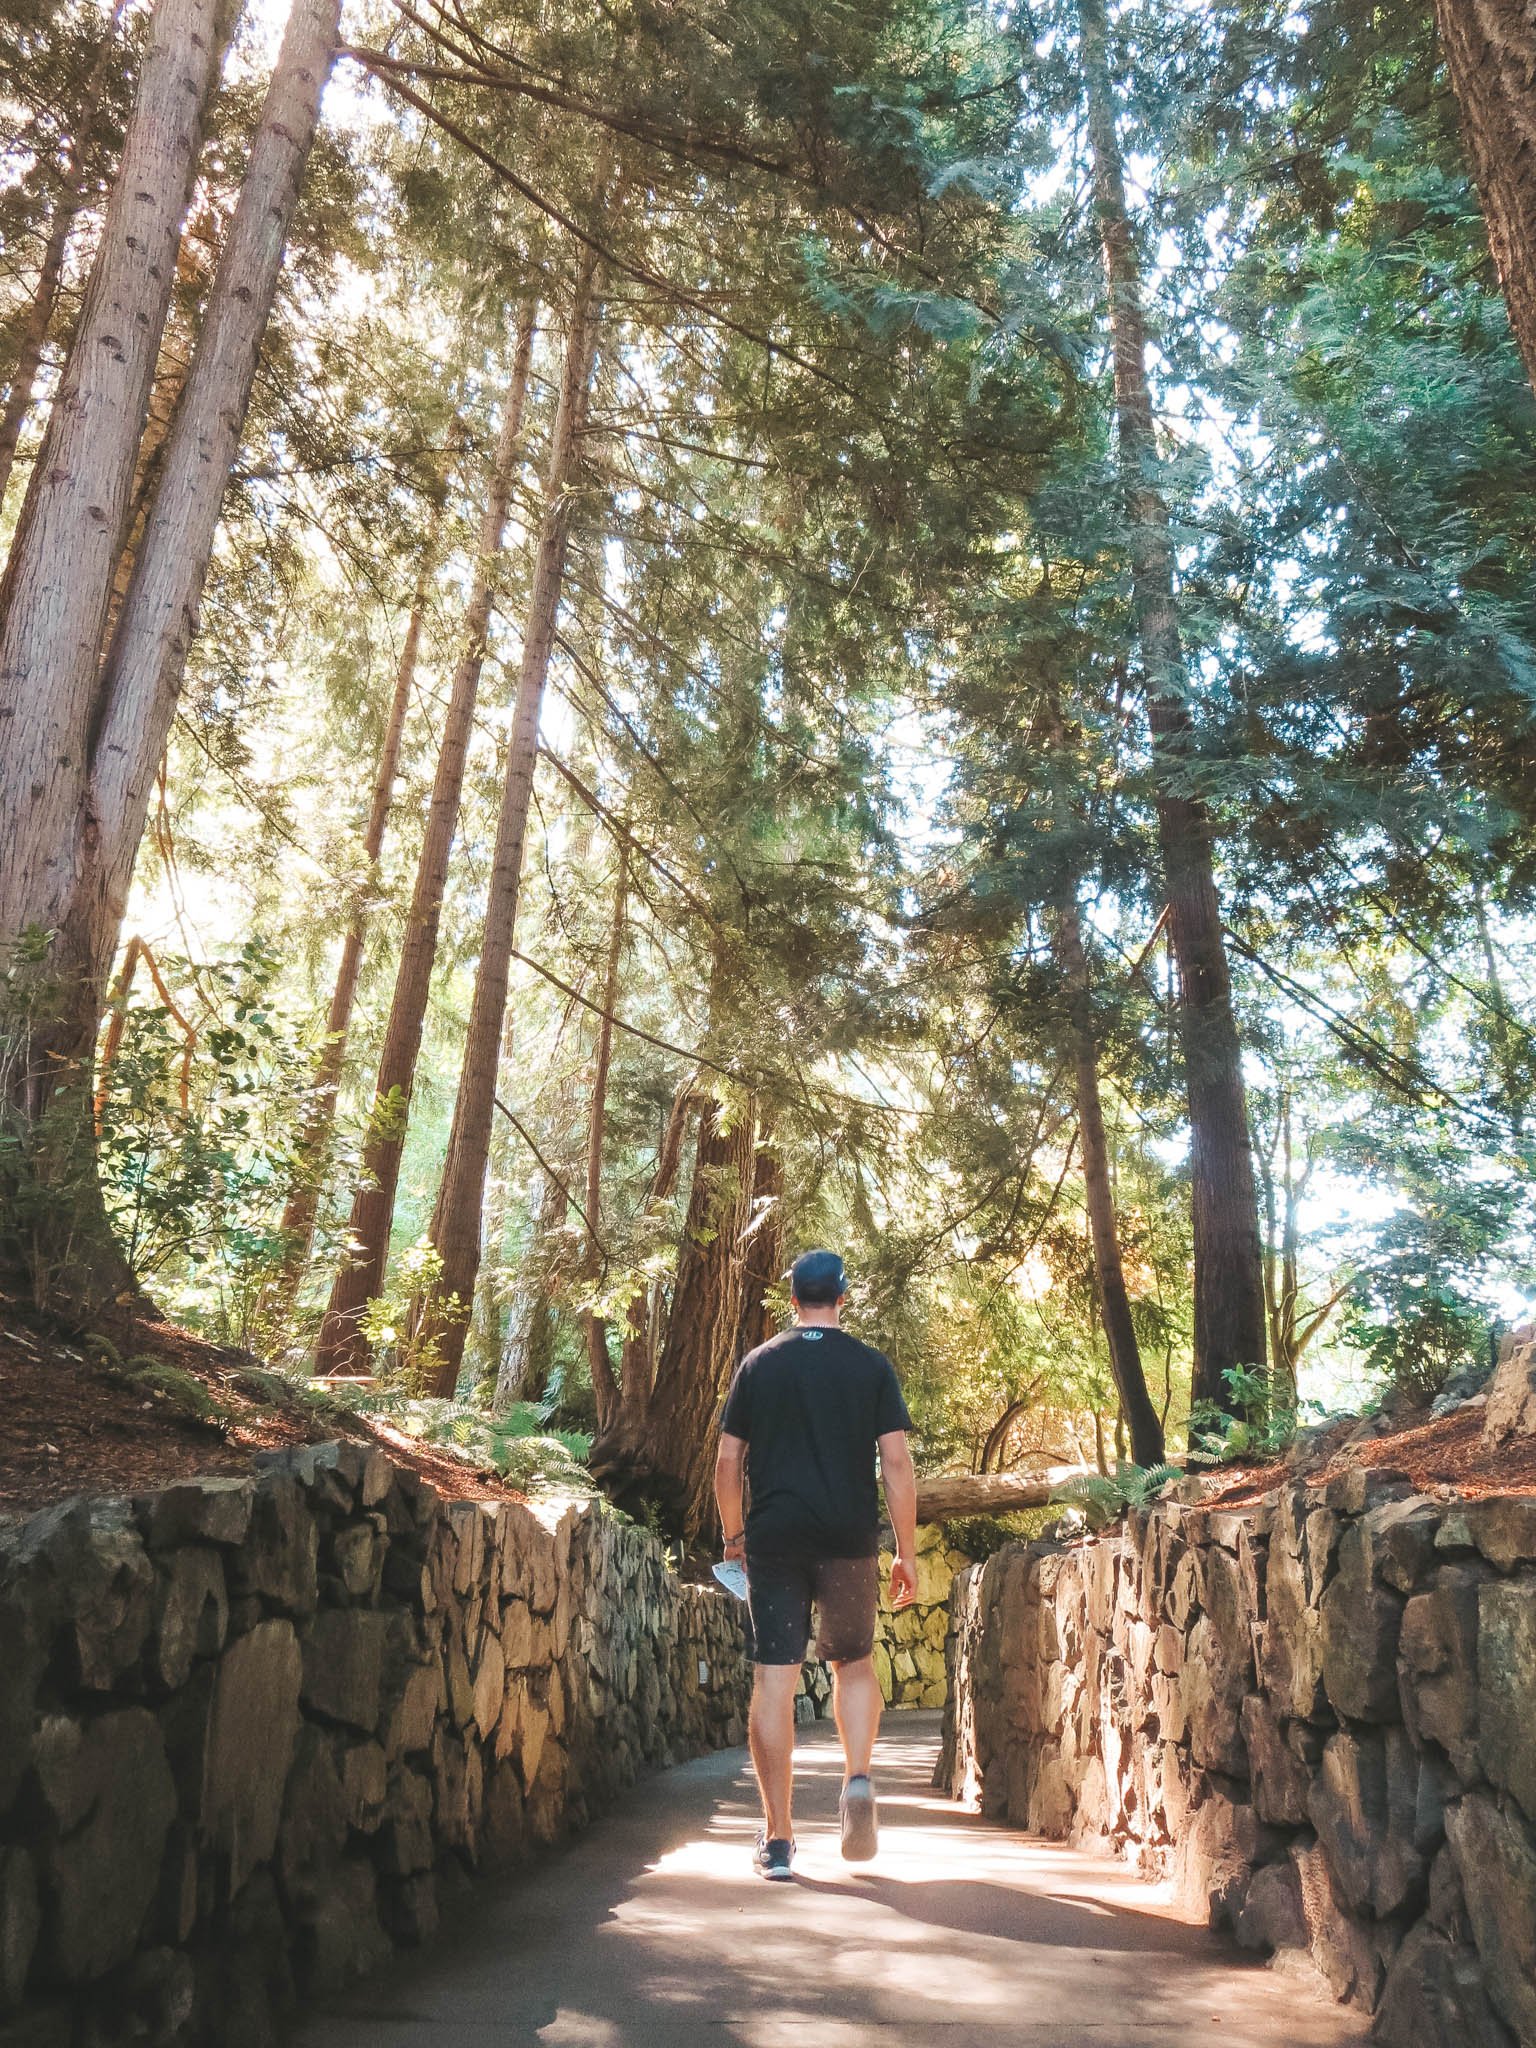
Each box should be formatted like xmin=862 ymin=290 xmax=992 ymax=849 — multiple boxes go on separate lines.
xmin=1200 ymin=1399 xmax=1536 ymax=1508
xmin=0 ymin=1304 xmax=528 ymax=1524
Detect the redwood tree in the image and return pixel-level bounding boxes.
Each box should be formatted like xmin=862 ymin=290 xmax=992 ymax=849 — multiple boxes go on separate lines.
xmin=1056 ymin=892 xmax=1165 ymax=1465
xmin=0 ymin=0 xmax=233 ymax=960
xmin=587 ymin=1095 xmax=761 ymax=1540
xmin=735 ymin=1130 xmax=785 ymax=1361
xmin=1080 ymin=0 xmax=1268 ymax=1415
xmin=1434 ymin=0 xmax=1536 ymax=400
xmin=315 ymin=309 xmax=538 ymax=1376
xmin=1 ymin=0 xmax=341 ymax=1309
xmin=0 ymin=0 xmax=129 ymax=508
xmin=270 ymin=545 xmax=437 ymax=1312
xmin=414 ymin=246 xmax=604 ymax=1393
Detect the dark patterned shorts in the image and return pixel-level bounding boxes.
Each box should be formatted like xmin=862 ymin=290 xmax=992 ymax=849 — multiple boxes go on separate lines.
xmin=745 ymin=1552 xmax=879 ymax=1666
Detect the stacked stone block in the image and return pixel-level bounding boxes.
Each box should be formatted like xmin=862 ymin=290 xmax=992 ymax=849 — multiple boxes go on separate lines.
xmin=940 ymin=1474 xmax=1536 ymax=2047
xmin=0 ymin=1443 xmax=748 ymax=2046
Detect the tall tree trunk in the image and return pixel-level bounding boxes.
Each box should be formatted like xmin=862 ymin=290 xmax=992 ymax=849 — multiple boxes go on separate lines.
xmin=270 ymin=550 xmax=435 ymax=1314
xmin=0 ymin=0 xmax=234 ymax=959
xmin=1080 ymin=0 xmax=1267 ymax=1417
xmin=415 ymin=248 xmax=604 ymax=1395
xmin=493 ymin=1166 xmax=567 ymax=1410
xmin=102 ymin=335 xmax=196 ymax=658
xmin=314 ymin=310 xmax=538 ymax=1376
xmin=581 ymin=1073 xmax=698 ymax=1442
xmin=588 ymin=1097 xmax=757 ymax=1541
xmin=4 ymin=0 xmax=340 ymax=1312
xmin=1056 ymin=893 xmax=1165 ymax=1465
xmin=0 ymin=1 xmax=129 ymax=510
xmin=581 ymin=855 xmax=627 ymax=1418
xmin=1435 ymin=0 xmax=1536 ymax=400
xmin=87 ymin=0 xmax=341 ymax=912
xmin=634 ymin=1101 xmax=757 ymax=1541
xmin=734 ymin=1129 xmax=784 ymax=1360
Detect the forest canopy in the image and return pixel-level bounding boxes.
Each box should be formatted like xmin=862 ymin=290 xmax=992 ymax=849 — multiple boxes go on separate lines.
xmin=2 ymin=0 xmax=1535 ymax=1538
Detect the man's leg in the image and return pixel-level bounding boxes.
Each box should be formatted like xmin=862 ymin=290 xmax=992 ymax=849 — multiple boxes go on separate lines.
xmin=748 ymin=1663 xmax=801 ymax=1840
xmin=814 ymin=1558 xmax=883 ymax=1862
xmin=829 ymin=1654 xmax=882 ymax=1782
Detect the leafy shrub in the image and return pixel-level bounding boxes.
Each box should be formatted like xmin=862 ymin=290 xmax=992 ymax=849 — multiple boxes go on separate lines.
xmin=1186 ymin=1364 xmax=1311 ymax=1466
xmin=941 ymin=1507 xmax=1058 ymax=1559
xmin=1347 ymin=1288 xmax=1492 ymax=1403
xmin=324 ymin=1380 xmax=594 ymax=1495
xmin=357 ymin=1237 xmax=465 ymax=1394
xmin=1050 ymin=1461 xmax=1183 ymax=1532
xmin=93 ymin=940 xmax=316 ymax=1344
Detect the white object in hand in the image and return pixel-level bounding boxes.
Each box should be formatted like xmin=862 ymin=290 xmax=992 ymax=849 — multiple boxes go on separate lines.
xmin=712 ymin=1559 xmax=749 ymax=1601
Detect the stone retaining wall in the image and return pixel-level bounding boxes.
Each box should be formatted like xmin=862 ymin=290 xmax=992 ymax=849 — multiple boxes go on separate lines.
xmin=0 ymin=1443 xmax=748 ymax=2047
xmin=798 ymin=1522 xmax=969 ymax=1718
xmin=939 ymin=1473 xmax=1536 ymax=2047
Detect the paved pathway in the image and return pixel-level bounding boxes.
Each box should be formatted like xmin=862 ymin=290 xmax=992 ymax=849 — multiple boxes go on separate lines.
xmin=293 ymin=1713 xmax=1366 ymax=2048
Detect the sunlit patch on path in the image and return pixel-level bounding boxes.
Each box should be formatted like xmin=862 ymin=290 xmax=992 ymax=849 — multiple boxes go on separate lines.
xmin=292 ymin=1713 xmax=1366 ymax=2048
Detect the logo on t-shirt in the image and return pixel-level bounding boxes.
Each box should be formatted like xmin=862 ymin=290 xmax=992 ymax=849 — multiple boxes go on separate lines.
xmin=802 ymin=1330 xmax=824 ymax=1341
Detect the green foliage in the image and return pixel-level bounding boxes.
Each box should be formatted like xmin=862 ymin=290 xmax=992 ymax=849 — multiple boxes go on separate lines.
xmin=1333 ymin=1133 xmax=1527 ymax=1399
xmin=1187 ymin=1366 xmax=1318 ymax=1466
xmin=8 ymin=0 xmax=1536 ymax=1511
xmin=941 ymin=1507 xmax=1058 ymax=1559
xmin=357 ymin=1238 xmax=466 ymax=1394
xmin=326 ymin=1381 xmax=594 ymax=1494
xmin=118 ymin=1357 xmax=236 ymax=1429
xmin=92 ymin=940 xmax=315 ymax=1343
xmin=1050 ymin=1462 xmax=1184 ymax=1532
xmin=1347 ymin=1291 xmax=1493 ymax=1404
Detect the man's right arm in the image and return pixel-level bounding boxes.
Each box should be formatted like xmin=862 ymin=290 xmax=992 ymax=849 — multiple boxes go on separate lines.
xmin=878 ymin=1428 xmax=918 ymax=1608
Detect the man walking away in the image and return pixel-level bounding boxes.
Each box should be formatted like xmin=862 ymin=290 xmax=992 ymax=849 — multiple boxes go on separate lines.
xmin=714 ymin=1248 xmax=918 ymax=1881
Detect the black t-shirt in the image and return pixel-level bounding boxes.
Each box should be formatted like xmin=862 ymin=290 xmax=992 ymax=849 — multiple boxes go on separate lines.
xmin=719 ymin=1326 xmax=913 ymax=1559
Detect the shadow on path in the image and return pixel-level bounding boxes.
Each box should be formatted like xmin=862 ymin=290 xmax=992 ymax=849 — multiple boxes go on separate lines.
xmin=293 ymin=1713 xmax=1366 ymax=2048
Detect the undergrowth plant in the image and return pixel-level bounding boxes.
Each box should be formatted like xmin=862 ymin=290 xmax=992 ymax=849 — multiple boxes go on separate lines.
xmin=1050 ymin=1461 xmax=1184 ymax=1532
xmin=324 ymin=1377 xmax=594 ymax=1494
xmin=1186 ymin=1364 xmax=1316 ymax=1466
xmin=357 ymin=1237 xmax=466 ymax=1394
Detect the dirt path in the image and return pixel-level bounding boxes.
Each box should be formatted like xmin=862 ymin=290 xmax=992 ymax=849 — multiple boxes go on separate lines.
xmin=290 ymin=1712 xmax=1366 ymax=2047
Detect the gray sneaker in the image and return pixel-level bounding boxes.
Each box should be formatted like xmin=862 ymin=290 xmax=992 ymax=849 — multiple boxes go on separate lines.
xmin=755 ymin=1834 xmax=794 ymax=1881
xmin=840 ymin=1774 xmax=878 ymax=1861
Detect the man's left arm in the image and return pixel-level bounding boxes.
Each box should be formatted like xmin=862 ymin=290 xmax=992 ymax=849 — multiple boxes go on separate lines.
xmin=878 ymin=1429 xmax=918 ymax=1608
xmin=714 ymin=1434 xmax=747 ymax=1561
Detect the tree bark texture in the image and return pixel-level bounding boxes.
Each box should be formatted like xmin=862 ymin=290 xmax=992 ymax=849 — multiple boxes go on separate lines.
xmin=1056 ymin=895 xmax=1165 ymax=1465
xmin=1080 ymin=0 xmax=1268 ymax=1416
xmin=1436 ymin=0 xmax=1536 ymax=399
xmin=0 ymin=1 xmax=129 ymax=510
xmin=101 ymin=333 xmax=196 ymax=661
xmin=912 ymin=1466 xmax=1089 ymax=1522
xmin=0 ymin=0 xmax=231 ymax=958
xmin=87 ymin=0 xmax=342 ymax=921
xmin=734 ymin=1130 xmax=784 ymax=1360
xmin=584 ymin=856 xmax=626 ymax=1249
xmin=584 ymin=1077 xmax=699 ymax=1443
xmin=271 ymin=554 xmax=433 ymax=1311
xmin=581 ymin=856 xmax=627 ymax=1417
xmin=314 ymin=310 xmax=538 ymax=1376
xmin=417 ymin=249 xmax=604 ymax=1394
xmin=2 ymin=0 xmax=339 ymax=1309
xmin=493 ymin=1163 xmax=566 ymax=1410
xmin=588 ymin=1098 xmax=758 ymax=1541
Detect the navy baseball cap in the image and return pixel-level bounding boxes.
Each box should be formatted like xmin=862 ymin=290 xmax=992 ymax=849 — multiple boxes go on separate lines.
xmin=790 ymin=1249 xmax=847 ymax=1304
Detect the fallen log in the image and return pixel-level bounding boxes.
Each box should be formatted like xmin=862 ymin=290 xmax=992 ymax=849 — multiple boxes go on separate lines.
xmin=914 ymin=1465 xmax=1090 ymax=1522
